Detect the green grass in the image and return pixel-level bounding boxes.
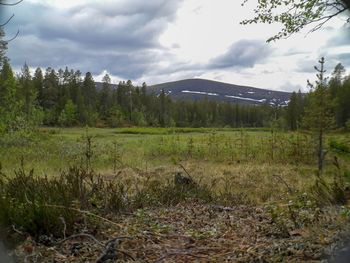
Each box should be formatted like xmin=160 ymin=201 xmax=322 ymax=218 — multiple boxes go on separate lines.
xmin=1 ymin=127 xmax=349 ymax=177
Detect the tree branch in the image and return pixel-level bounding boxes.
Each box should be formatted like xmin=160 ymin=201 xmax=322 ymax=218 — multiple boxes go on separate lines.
xmin=0 ymin=0 xmax=23 ymax=6
xmin=4 ymin=29 xmax=19 ymax=42
xmin=0 ymin=13 xmax=14 ymax=27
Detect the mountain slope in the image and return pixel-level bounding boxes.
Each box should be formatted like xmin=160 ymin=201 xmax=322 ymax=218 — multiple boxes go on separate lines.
xmin=148 ymin=79 xmax=291 ymax=106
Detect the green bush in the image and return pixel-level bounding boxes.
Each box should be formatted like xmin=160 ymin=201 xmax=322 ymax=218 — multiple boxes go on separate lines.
xmin=329 ymin=139 xmax=350 ymax=154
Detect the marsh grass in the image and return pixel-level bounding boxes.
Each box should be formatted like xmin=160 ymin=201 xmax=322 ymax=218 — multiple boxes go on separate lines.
xmin=0 ymin=127 xmax=349 ymax=241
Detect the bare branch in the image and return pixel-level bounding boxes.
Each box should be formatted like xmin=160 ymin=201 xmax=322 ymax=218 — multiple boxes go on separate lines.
xmin=0 ymin=0 xmax=23 ymax=6
xmin=57 ymin=233 xmax=104 ymax=247
xmin=4 ymin=29 xmax=19 ymax=42
xmin=0 ymin=13 xmax=14 ymax=27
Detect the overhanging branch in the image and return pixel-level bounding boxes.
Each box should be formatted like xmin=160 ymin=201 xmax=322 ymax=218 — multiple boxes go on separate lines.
xmin=0 ymin=0 xmax=23 ymax=6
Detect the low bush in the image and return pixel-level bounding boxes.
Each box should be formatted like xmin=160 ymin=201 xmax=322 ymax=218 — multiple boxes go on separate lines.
xmin=0 ymin=164 xmax=214 ymax=239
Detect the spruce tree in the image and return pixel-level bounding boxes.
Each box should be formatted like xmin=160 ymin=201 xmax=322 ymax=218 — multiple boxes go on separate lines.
xmin=302 ymin=57 xmax=334 ymax=173
xmin=19 ymin=63 xmax=36 ymax=119
xmin=98 ymin=73 xmax=112 ymax=120
xmin=33 ymin=67 xmax=44 ymax=105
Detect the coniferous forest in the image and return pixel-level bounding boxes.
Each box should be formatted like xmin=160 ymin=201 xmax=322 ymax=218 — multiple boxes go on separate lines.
xmin=1 ymin=57 xmax=350 ymax=132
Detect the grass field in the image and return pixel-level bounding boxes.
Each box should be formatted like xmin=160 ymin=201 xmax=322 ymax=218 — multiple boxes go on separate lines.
xmin=1 ymin=127 xmax=349 ymax=204
xmin=1 ymin=127 xmax=350 ymax=261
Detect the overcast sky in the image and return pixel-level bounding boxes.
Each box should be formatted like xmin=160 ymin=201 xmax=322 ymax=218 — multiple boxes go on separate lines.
xmin=3 ymin=0 xmax=350 ymax=91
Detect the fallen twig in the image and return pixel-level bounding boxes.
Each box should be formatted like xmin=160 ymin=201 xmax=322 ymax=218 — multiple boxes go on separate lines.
xmin=57 ymin=233 xmax=104 ymax=247
xmin=12 ymin=224 xmax=25 ymax=235
xmin=95 ymin=237 xmax=135 ymax=263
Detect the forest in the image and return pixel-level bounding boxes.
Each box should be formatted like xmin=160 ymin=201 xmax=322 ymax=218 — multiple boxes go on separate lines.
xmin=1 ymin=57 xmax=350 ymax=132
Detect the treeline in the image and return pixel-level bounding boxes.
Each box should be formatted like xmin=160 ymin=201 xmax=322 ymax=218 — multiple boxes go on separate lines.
xmin=0 ymin=40 xmax=349 ymax=131
xmin=0 ymin=61 xmax=280 ymax=131
xmin=285 ymin=63 xmax=350 ymax=131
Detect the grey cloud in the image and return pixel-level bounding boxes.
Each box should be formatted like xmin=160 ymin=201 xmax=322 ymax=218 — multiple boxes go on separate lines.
xmin=326 ymin=26 xmax=350 ymax=47
xmin=8 ymin=34 xmax=165 ymax=79
xmin=328 ymin=52 xmax=350 ymax=69
xmin=8 ymin=0 xmax=181 ymax=50
xmin=140 ymin=39 xmax=273 ymax=80
xmin=6 ymin=0 xmax=183 ymax=80
xmin=208 ymin=40 xmax=272 ymax=69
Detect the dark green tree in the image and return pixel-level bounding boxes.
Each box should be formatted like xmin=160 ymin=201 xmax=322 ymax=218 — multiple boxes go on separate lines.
xmin=33 ymin=67 xmax=43 ymax=105
xmin=302 ymin=57 xmax=334 ymax=173
xmin=98 ymin=73 xmax=112 ymax=120
xmin=82 ymin=72 xmax=98 ymax=125
xmin=19 ymin=63 xmax=37 ymax=119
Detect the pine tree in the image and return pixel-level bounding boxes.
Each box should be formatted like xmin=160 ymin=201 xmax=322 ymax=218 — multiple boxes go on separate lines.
xmin=335 ymin=75 xmax=350 ymax=128
xmin=82 ymin=72 xmax=98 ymax=125
xmin=19 ymin=63 xmax=37 ymax=119
xmin=33 ymin=67 xmax=44 ymax=105
xmin=82 ymin=72 xmax=97 ymax=110
xmin=98 ymin=73 xmax=112 ymax=120
xmin=0 ymin=60 xmax=23 ymax=132
xmin=302 ymin=57 xmax=334 ymax=173
xmin=0 ymin=28 xmax=7 ymax=68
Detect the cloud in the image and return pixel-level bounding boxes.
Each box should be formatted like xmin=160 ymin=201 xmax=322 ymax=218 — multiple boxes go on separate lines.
xmin=3 ymin=0 xmax=347 ymax=90
xmin=326 ymin=25 xmax=350 ymax=47
xmin=329 ymin=52 xmax=350 ymax=69
xmin=208 ymin=40 xmax=272 ymax=69
xmin=6 ymin=0 xmax=183 ymax=79
xmin=279 ymin=81 xmax=304 ymax=92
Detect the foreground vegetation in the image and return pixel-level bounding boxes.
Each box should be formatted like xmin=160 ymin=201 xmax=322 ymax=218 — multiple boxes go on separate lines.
xmin=0 ymin=127 xmax=350 ymax=262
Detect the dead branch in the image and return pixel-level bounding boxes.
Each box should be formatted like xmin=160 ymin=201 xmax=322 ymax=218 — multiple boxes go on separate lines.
xmin=57 ymin=233 xmax=104 ymax=247
xmin=95 ymin=237 xmax=135 ymax=263
xmin=12 ymin=224 xmax=25 ymax=235
xmin=272 ymin=174 xmax=294 ymax=194
xmin=104 ymin=236 xmax=132 ymax=245
xmin=58 ymin=216 xmax=67 ymax=239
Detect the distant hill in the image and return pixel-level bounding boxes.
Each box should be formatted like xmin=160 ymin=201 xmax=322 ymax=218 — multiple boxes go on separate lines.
xmin=96 ymin=78 xmax=292 ymax=107
xmin=149 ymin=79 xmax=291 ymax=106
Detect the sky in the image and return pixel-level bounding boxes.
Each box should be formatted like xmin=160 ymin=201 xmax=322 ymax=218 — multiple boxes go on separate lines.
xmin=2 ymin=0 xmax=350 ymax=92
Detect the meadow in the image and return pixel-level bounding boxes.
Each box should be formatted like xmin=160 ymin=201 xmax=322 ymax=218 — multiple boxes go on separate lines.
xmin=1 ymin=127 xmax=350 ymax=262
xmin=1 ymin=127 xmax=349 ymax=203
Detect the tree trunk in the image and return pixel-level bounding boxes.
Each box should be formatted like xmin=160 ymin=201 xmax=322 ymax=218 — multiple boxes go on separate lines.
xmin=318 ymin=127 xmax=323 ymax=174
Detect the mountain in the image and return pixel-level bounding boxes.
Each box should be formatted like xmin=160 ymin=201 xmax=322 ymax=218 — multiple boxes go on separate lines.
xmin=95 ymin=78 xmax=292 ymax=107
xmin=148 ymin=79 xmax=291 ymax=107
